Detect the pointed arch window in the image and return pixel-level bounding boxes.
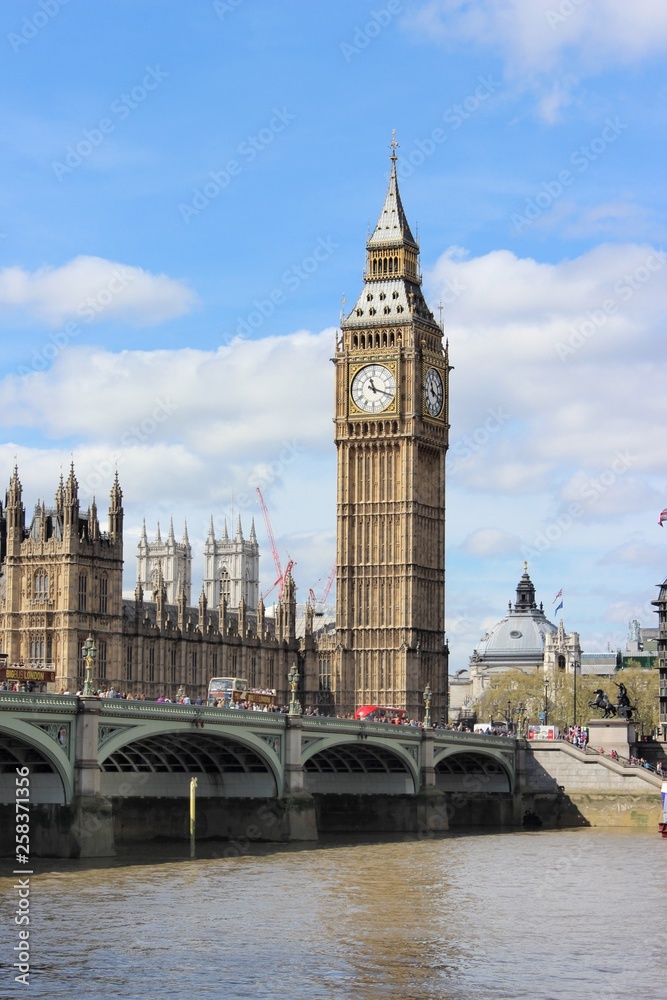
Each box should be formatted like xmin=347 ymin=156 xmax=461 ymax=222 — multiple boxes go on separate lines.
xmin=33 ymin=572 xmax=49 ymax=601
xmin=124 ymin=645 xmax=133 ymax=682
xmin=98 ymin=640 xmax=107 ymax=680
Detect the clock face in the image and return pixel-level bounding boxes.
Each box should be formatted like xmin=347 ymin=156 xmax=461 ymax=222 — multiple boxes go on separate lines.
xmin=424 ymin=368 xmax=443 ymax=417
xmin=351 ymin=364 xmax=396 ymax=413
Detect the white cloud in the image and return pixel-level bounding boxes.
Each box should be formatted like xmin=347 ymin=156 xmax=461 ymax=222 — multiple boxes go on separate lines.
xmin=0 ymin=255 xmax=197 ymax=327
xmin=0 ymin=330 xmax=334 ymax=453
xmin=408 ymin=0 xmax=667 ymax=117
xmin=0 ymin=329 xmax=337 ymax=598
xmin=2 ymin=243 xmax=665 ymax=663
xmin=461 ymin=527 xmax=522 ymax=557
xmin=427 ymin=242 xmax=666 ymax=502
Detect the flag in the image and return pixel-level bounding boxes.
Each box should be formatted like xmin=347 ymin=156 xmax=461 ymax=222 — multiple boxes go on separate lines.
xmin=659 ymin=508 xmax=667 ymax=527
xmin=553 ymin=589 xmax=563 ymax=603
xmin=554 ymin=600 xmax=563 ymax=615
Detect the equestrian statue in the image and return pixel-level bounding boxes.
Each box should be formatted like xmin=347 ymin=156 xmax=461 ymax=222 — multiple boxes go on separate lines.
xmin=589 ymin=682 xmax=635 ymax=720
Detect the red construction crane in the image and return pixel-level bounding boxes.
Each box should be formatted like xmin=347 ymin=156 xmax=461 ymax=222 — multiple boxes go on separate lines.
xmin=309 ymin=561 xmax=336 ymax=612
xmin=256 ymin=487 xmax=294 ymax=601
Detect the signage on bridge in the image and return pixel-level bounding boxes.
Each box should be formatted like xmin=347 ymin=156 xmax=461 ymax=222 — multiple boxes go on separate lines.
xmin=0 ymin=666 xmax=56 ymax=683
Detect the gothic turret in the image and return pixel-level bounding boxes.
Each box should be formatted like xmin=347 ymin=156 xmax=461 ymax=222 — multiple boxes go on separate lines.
xmin=136 ymin=516 xmax=192 ymax=604
xmin=155 ymin=562 xmax=167 ymax=629
xmin=281 ymin=569 xmax=297 ymax=642
xmin=108 ymin=470 xmax=123 ymax=541
xmin=89 ymin=497 xmax=99 ymax=541
xmin=63 ymin=462 xmax=79 ymax=537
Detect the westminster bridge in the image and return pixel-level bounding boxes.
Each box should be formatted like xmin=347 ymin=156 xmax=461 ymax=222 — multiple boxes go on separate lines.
xmin=0 ymin=694 xmax=660 ymax=856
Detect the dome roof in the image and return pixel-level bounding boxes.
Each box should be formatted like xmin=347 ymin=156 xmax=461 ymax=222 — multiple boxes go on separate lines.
xmin=474 ymin=611 xmax=557 ymax=660
xmin=471 ymin=566 xmax=557 ymax=668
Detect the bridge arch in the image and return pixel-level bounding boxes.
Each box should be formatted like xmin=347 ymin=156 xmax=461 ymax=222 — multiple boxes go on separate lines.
xmin=302 ymin=736 xmax=419 ymax=794
xmin=98 ymin=723 xmax=283 ymax=797
xmin=433 ymin=746 xmax=513 ymax=793
xmin=0 ymin=719 xmax=72 ymax=804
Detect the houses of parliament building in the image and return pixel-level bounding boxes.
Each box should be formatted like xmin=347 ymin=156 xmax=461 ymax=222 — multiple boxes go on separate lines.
xmin=0 ymin=145 xmax=451 ymax=719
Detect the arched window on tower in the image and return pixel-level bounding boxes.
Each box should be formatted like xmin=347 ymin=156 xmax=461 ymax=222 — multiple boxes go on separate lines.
xmin=220 ymin=569 xmax=231 ymax=603
xmin=558 ymin=655 xmax=566 ymax=671
xmin=98 ymin=640 xmax=108 ymax=680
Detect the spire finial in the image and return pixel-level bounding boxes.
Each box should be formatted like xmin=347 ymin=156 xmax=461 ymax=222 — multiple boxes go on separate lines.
xmin=524 ymin=560 xmax=528 ymax=574
xmin=389 ymin=129 xmax=399 ymax=163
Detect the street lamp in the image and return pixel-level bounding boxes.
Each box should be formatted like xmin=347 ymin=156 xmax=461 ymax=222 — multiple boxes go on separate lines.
xmin=423 ymin=683 xmax=432 ymax=729
xmin=573 ymin=661 xmax=579 ymax=728
xmin=82 ymin=635 xmax=97 ymax=697
xmin=543 ymin=677 xmax=549 ymax=726
xmin=288 ymin=663 xmax=301 ymax=716
xmin=516 ymin=702 xmax=525 ymax=739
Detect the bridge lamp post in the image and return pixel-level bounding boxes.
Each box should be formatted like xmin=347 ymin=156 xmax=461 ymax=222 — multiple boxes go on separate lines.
xmin=82 ymin=635 xmax=97 ymax=697
xmin=573 ymin=661 xmax=579 ymax=727
xmin=423 ymin=683 xmax=432 ymax=729
xmin=543 ymin=678 xmax=549 ymax=726
xmin=288 ymin=663 xmax=301 ymax=716
xmin=516 ymin=702 xmax=525 ymax=739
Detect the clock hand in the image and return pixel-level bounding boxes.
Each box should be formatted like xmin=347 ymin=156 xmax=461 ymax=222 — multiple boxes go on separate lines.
xmin=368 ymin=378 xmax=378 ymax=393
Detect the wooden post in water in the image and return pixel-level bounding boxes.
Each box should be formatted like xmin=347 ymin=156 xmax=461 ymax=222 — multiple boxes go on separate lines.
xmin=190 ymin=776 xmax=198 ymax=858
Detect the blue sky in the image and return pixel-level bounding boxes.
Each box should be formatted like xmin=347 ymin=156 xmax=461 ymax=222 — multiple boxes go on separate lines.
xmin=1 ymin=0 xmax=666 ymax=669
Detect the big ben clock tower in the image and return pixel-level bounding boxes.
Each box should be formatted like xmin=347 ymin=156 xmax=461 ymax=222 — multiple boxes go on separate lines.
xmin=334 ymin=138 xmax=450 ymax=721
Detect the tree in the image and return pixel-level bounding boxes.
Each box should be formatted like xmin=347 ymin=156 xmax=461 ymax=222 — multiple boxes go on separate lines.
xmin=473 ymin=667 xmax=659 ymax=732
xmin=612 ymin=667 xmax=659 ymax=735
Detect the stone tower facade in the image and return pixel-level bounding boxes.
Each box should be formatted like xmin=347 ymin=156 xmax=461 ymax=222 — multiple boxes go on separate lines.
xmin=543 ymin=618 xmax=581 ymax=677
xmin=136 ymin=518 xmax=192 ymax=605
xmin=0 ymin=465 xmax=125 ymax=690
xmin=0 ymin=466 xmax=304 ymax=702
xmin=333 ymin=142 xmax=450 ymax=719
xmin=202 ymin=516 xmax=259 ymax=612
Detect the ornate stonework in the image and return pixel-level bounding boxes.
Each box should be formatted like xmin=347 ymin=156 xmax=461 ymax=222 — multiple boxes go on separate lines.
xmin=333 ymin=144 xmax=450 ymax=719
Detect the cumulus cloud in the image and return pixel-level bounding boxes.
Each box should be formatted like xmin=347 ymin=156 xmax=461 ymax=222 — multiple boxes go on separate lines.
xmin=427 ymin=242 xmax=666 ymax=502
xmin=408 ymin=0 xmax=667 ymax=117
xmin=0 ymin=255 xmax=197 ymax=327
xmin=0 ymin=330 xmax=334 ymax=451
xmin=461 ymin=527 xmax=522 ymax=558
xmin=2 ymin=243 xmax=664 ymax=658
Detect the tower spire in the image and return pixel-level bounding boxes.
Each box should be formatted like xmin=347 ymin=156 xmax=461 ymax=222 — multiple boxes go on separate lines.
xmin=367 ymin=132 xmax=418 ymax=253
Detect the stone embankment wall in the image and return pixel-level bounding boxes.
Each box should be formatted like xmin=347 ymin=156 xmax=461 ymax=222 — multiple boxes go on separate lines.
xmin=523 ymin=742 xmax=661 ymax=829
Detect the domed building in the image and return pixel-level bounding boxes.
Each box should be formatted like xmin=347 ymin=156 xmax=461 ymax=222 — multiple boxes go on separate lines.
xmin=469 ymin=565 xmax=578 ymax=699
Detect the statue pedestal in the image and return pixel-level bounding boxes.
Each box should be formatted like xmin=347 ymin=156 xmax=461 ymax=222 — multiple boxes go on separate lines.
xmin=587 ymin=718 xmax=636 ymax=758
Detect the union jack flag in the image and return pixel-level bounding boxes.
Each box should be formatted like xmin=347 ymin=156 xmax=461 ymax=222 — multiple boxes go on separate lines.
xmin=660 ymin=509 xmax=667 ymax=527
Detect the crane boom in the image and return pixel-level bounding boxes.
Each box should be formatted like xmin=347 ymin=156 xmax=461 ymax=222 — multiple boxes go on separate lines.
xmin=256 ymin=487 xmax=282 ymax=583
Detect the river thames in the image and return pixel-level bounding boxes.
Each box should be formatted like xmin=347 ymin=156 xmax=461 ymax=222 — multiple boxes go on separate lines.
xmin=1 ymin=828 xmax=665 ymax=999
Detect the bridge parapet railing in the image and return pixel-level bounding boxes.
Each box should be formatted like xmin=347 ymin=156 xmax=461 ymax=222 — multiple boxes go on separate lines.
xmin=433 ymin=729 xmax=517 ymax=748
xmin=97 ymin=700 xmax=287 ymax=728
xmin=301 ymin=717 xmax=422 ymax=740
xmin=0 ymin=692 xmax=79 ymax=713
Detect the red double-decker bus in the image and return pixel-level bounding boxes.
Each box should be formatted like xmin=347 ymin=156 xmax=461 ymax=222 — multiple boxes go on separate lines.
xmin=354 ymin=705 xmax=408 ymax=723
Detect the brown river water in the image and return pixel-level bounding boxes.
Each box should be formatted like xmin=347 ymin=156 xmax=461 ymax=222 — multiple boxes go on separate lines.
xmin=1 ymin=829 xmax=666 ymax=999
